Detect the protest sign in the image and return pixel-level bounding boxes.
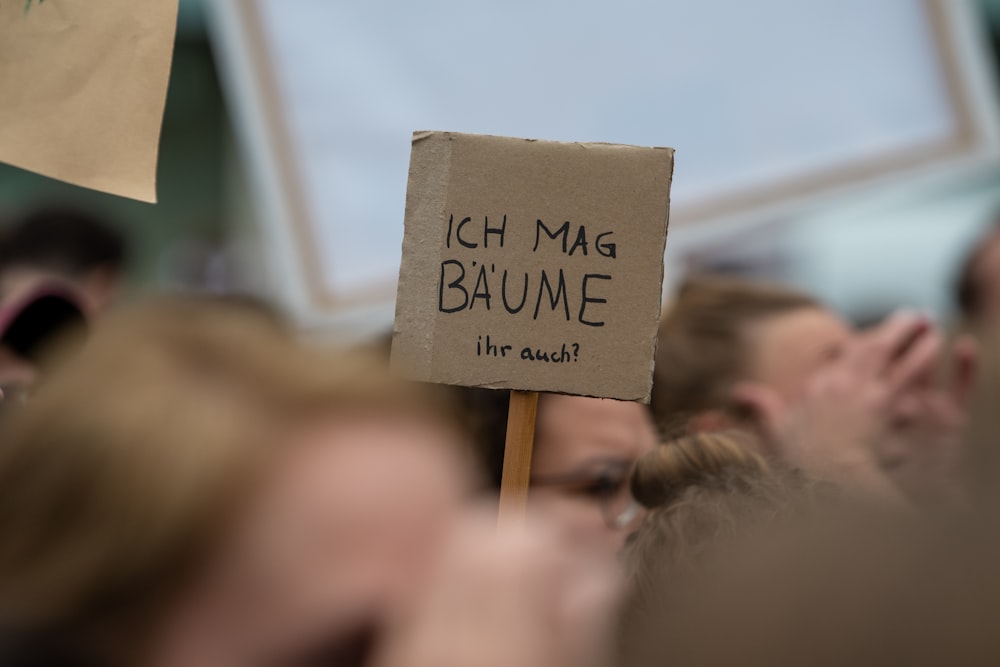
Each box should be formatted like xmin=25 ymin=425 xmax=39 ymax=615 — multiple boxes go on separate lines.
xmin=392 ymin=131 xmax=674 ymax=403
xmin=0 ymin=0 xmax=179 ymax=202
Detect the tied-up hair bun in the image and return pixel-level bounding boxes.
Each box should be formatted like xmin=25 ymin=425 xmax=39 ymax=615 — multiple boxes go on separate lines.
xmin=630 ymin=431 xmax=770 ymax=510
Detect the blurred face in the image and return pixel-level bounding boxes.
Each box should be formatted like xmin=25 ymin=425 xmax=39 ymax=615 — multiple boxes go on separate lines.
xmin=742 ymin=307 xmax=852 ymax=403
xmin=529 ymin=396 xmax=658 ymax=554
xmin=153 ymin=412 xmax=473 ymax=667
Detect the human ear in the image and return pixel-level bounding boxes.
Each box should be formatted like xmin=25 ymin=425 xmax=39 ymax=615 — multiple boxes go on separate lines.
xmin=730 ymin=382 xmax=787 ymax=458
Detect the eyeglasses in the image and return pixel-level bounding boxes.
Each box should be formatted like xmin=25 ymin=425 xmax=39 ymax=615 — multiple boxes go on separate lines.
xmin=531 ymin=459 xmax=642 ymax=530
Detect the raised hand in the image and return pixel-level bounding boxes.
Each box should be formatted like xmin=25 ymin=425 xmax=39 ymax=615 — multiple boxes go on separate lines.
xmin=733 ymin=311 xmax=940 ymax=507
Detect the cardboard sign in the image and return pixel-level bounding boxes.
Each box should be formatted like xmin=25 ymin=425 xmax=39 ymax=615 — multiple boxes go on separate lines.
xmin=0 ymin=0 xmax=179 ymax=203
xmin=392 ymin=131 xmax=673 ymax=402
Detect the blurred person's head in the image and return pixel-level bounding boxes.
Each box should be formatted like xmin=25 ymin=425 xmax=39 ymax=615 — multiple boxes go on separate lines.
xmin=652 ymin=276 xmax=974 ymax=509
xmin=623 ymin=431 xmax=827 ymax=619
xmin=0 ymin=278 xmax=87 ymax=400
xmin=0 ymin=206 xmax=127 ymax=315
xmin=620 ymin=508 xmax=1000 ymax=667
xmin=528 ymin=394 xmax=658 ymax=554
xmin=652 ymin=274 xmax=850 ymax=433
xmin=0 ymin=297 xmax=473 ymax=666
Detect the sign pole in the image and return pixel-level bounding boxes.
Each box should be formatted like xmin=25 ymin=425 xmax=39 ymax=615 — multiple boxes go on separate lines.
xmin=497 ymin=390 xmax=539 ymax=528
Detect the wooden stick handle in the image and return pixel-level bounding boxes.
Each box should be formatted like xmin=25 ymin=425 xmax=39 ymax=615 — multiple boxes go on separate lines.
xmin=497 ymin=390 xmax=539 ymax=528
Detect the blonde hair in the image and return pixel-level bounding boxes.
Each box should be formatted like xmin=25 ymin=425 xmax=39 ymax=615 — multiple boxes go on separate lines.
xmin=630 ymin=430 xmax=770 ymax=509
xmin=0 ymin=297 xmax=457 ymax=663
xmin=623 ymin=431 xmax=826 ymax=621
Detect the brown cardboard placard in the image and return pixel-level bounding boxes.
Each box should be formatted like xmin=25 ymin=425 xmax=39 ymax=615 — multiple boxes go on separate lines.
xmin=0 ymin=0 xmax=179 ymax=203
xmin=392 ymin=131 xmax=674 ymax=402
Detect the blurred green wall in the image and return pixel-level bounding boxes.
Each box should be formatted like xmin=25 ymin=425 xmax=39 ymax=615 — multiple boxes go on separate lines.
xmin=0 ymin=1 xmax=227 ymax=293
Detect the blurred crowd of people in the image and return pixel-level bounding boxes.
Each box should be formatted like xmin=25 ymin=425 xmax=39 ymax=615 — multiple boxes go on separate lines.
xmin=1 ymin=205 xmax=1000 ymax=666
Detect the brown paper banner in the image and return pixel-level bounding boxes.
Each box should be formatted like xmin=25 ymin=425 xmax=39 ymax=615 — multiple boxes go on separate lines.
xmin=0 ymin=0 xmax=179 ymax=202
